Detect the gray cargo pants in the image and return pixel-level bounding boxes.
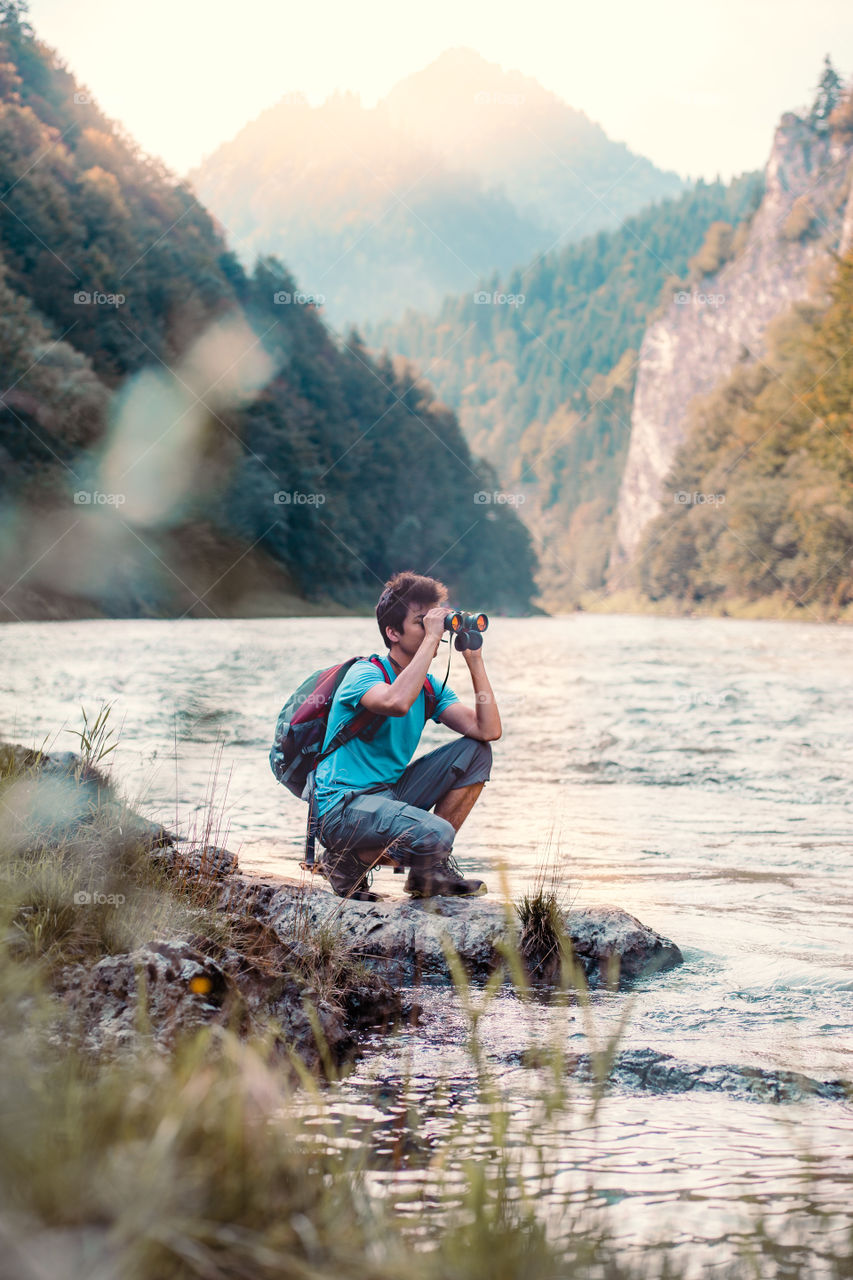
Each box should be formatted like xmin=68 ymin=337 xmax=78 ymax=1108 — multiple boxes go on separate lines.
xmin=313 ymin=737 xmax=492 ymax=865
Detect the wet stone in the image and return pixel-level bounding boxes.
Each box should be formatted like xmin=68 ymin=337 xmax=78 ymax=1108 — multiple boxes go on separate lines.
xmin=221 ymin=877 xmax=684 ymax=989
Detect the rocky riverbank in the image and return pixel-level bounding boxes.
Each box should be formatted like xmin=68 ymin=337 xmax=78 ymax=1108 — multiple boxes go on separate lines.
xmin=1 ymin=741 xmax=408 ymax=1071
xmin=4 ymin=740 xmax=850 ymax=1113
xmin=52 ymin=858 xmax=684 ymax=1066
xmin=1 ymin=739 xmax=683 ymax=1075
xmin=220 ymin=872 xmax=683 ymax=988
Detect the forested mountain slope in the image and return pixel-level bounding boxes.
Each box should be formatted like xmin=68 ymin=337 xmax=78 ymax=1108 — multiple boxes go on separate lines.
xmin=368 ymin=61 xmax=853 ymax=619
xmin=368 ymin=175 xmax=762 ymax=474
xmin=367 ymin=174 xmax=763 ymax=603
xmin=637 ymin=182 xmax=853 ymax=618
xmin=0 ymin=4 xmax=538 ymax=620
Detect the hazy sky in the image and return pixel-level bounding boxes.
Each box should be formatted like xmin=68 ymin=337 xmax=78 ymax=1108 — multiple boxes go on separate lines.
xmin=26 ymin=0 xmax=853 ymax=183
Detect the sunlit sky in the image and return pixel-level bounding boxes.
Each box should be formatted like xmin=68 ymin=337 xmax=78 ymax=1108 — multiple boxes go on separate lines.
xmin=26 ymin=0 xmax=853 ymax=183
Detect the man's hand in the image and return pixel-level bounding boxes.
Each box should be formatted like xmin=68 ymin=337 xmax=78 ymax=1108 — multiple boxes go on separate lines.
xmin=360 ymin=607 xmax=443 ymax=717
xmin=422 ymin=606 xmax=446 ymax=642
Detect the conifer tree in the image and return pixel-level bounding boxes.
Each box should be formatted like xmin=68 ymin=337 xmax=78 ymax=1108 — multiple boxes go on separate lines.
xmin=810 ymin=54 xmax=843 ymax=129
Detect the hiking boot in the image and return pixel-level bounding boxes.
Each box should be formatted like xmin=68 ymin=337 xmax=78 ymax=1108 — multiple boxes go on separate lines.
xmin=404 ymin=853 xmax=487 ymax=899
xmin=319 ymin=846 xmax=381 ymax=902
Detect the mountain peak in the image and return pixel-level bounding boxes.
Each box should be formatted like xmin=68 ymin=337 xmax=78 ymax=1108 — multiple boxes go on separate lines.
xmin=422 ymin=46 xmax=505 ymax=72
xmin=385 ymin=45 xmax=552 ymax=110
xmin=188 ymin=44 xmax=686 ymax=327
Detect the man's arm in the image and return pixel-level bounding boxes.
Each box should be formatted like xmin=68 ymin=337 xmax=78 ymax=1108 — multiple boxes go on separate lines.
xmin=359 ymin=607 xmax=445 ymax=717
xmin=437 ymin=649 xmax=502 ymax=741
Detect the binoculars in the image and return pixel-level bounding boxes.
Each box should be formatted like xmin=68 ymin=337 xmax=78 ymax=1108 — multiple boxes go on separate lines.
xmin=444 ymin=610 xmax=489 ymax=650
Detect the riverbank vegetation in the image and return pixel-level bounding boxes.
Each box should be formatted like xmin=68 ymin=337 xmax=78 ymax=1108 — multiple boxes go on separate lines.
xmin=576 ymin=587 xmax=853 ymax=624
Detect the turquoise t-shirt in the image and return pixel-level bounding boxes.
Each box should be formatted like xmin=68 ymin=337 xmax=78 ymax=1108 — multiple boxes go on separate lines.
xmin=311 ymin=654 xmax=459 ymax=816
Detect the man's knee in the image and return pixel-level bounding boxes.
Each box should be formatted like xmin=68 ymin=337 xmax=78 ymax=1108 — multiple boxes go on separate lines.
xmin=395 ymin=807 xmax=455 ymax=861
xmin=329 ymin=794 xmax=454 ymax=862
xmin=455 ymin=736 xmax=492 ymax=782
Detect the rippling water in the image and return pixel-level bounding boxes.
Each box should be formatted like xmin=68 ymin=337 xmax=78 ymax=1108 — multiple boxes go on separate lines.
xmin=3 ymin=613 xmax=852 ymax=1269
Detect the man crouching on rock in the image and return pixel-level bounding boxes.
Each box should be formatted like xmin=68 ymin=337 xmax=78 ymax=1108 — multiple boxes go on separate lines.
xmin=309 ymin=570 xmax=501 ymax=902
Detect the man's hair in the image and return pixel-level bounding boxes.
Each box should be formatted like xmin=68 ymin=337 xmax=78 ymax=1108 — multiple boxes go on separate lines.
xmin=376 ymin=571 xmax=448 ymax=648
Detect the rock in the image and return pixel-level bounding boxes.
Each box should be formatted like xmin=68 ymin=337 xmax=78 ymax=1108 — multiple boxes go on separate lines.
xmin=121 ymin=813 xmax=179 ymax=849
xmin=57 ymin=939 xmax=235 ymax=1055
xmin=0 ymin=739 xmax=179 ymax=854
xmin=567 ymin=905 xmax=683 ymax=984
xmin=56 ymin=930 xmax=402 ymax=1070
xmin=221 ymin=877 xmax=683 ymax=989
xmin=0 ymin=742 xmax=98 ymax=783
xmin=577 ymin=1048 xmax=850 ymax=1105
xmin=151 ymin=842 xmax=238 ymax=880
xmin=6 ymin=745 xmax=682 ymax=1064
xmin=224 ymin=879 xmax=505 ymax=985
xmin=189 ymin=911 xmax=405 ymax=1043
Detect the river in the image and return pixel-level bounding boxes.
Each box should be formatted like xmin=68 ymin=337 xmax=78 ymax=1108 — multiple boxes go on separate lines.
xmin=2 ymin=612 xmax=852 ymax=1274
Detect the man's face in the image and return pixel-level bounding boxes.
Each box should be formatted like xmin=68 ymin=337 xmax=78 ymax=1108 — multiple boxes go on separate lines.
xmin=389 ymin=601 xmax=439 ymax=655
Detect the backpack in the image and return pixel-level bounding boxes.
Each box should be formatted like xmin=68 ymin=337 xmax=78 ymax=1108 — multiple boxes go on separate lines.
xmin=268 ymin=655 xmax=435 ymax=865
xmin=270 ymin=653 xmax=437 ymax=823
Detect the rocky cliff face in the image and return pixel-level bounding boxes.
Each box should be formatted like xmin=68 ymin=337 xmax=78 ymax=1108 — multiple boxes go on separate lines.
xmin=614 ymin=109 xmax=853 ymax=564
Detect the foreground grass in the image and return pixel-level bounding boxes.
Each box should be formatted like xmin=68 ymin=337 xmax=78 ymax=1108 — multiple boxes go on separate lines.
xmin=3 ymin=917 xmax=852 ymax=1280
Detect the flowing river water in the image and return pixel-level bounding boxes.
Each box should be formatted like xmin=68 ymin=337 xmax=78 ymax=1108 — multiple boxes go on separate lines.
xmin=2 ymin=613 xmax=852 ymax=1274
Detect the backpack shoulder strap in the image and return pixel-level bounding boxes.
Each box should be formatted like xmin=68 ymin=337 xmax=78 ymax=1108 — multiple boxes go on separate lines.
xmin=371 ymin=653 xmax=437 ymax=722
xmin=368 ymin=654 xmax=392 ymax=684
xmin=313 ymin=655 xmax=389 ymax=768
